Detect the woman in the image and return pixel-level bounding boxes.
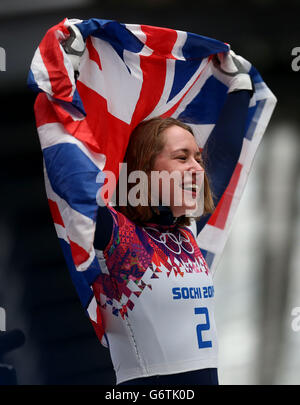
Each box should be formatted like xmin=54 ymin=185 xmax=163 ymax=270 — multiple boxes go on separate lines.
xmin=28 ymin=19 xmax=276 ymax=386
xmin=92 ymin=56 xmax=253 ymax=384
xmin=49 ymin=24 xmax=253 ymax=385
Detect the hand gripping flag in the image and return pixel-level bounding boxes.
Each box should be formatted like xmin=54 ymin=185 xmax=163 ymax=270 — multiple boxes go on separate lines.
xmin=28 ymin=18 xmax=276 ymax=344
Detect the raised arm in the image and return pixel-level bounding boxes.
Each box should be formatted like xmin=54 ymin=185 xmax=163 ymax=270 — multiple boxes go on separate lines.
xmin=196 ymin=51 xmax=254 ymax=236
xmin=94 ymin=205 xmax=114 ymax=250
xmin=61 ymin=24 xmax=114 ymax=250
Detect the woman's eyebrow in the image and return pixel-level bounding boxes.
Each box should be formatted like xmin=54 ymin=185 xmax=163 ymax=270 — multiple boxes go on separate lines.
xmin=171 ymin=148 xmax=202 ymax=157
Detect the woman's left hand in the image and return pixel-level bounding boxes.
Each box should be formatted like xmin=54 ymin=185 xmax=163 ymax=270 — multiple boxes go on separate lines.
xmin=211 ymin=50 xmax=254 ymax=95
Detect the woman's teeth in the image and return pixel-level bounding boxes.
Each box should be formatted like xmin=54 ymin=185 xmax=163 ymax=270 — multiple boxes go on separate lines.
xmin=182 ymin=184 xmax=198 ymax=191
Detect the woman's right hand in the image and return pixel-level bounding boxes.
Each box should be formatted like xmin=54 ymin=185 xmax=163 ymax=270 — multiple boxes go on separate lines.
xmin=63 ymin=24 xmax=86 ymax=79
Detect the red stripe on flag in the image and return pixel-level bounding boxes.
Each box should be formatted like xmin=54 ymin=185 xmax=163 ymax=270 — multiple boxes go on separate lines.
xmin=48 ymin=199 xmax=65 ymax=227
xmin=39 ymin=20 xmax=73 ymax=101
xmin=140 ymin=25 xmax=177 ymax=59
xmin=69 ymin=238 xmax=90 ymax=266
xmin=35 ymin=93 xmax=99 ymax=155
xmin=35 ymin=83 xmax=130 ymax=182
xmin=91 ymin=318 xmax=105 ymax=344
xmin=86 ymin=37 xmax=102 ymax=70
xmin=130 ymin=25 xmax=178 ymax=128
xmin=208 ymin=162 xmax=242 ymax=229
xmin=91 ymin=276 xmax=117 ymax=341
xmin=75 ymin=81 xmax=130 ymax=176
xmin=34 ymin=93 xmax=59 ymax=127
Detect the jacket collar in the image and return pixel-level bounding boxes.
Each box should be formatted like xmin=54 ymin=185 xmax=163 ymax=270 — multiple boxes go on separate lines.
xmin=148 ymin=205 xmax=178 ymax=227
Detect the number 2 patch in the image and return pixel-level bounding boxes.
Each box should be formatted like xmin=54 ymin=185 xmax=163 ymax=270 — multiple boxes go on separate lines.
xmin=194 ymin=307 xmax=212 ymax=349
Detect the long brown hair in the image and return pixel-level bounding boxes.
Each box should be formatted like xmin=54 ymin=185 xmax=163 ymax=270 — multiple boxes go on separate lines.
xmin=116 ymin=116 xmax=215 ymax=226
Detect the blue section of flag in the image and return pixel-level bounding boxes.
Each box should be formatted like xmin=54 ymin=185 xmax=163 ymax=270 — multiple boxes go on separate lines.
xmin=178 ymin=75 xmax=228 ymax=124
xmin=182 ymin=32 xmax=229 ymax=59
xmin=249 ymin=65 xmax=264 ymax=84
xmin=43 ymin=143 xmax=100 ymax=220
xmin=72 ymin=88 xmax=86 ymax=116
xmin=199 ymin=249 xmax=215 ymax=269
xmin=245 ymin=99 xmax=266 ymax=141
xmin=167 ymin=32 xmax=228 ymax=102
xmin=27 ymin=69 xmax=41 ymax=93
xmin=76 ymin=19 xmax=144 ymax=66
xmin=59 ymin=238 xmax=95 ymax=309
xmin=168 ymin=59 xmax=202 ymax=102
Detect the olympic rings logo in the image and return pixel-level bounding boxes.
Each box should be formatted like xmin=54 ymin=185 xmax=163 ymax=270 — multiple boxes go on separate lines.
xmin=143 ymin=227 xmax=194 ymax=255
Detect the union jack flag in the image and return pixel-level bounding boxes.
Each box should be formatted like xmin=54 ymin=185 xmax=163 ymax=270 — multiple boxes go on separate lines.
xmin=28 ymin=17 xmax=276 ymax=342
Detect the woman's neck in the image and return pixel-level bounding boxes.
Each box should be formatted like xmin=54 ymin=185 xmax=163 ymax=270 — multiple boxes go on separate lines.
xmin=150 ymin=205 xmax=178 ymax=226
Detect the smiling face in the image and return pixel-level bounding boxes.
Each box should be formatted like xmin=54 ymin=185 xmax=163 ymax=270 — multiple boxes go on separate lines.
xmin=152 ymin=125 xmax=205 ymax=217
xmin=116 ymin=116 xmax=215 ymax=226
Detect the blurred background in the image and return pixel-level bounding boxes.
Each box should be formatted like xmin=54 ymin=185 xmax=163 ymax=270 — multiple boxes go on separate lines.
xmin=0 ymin=0 xmax=299 ymax=385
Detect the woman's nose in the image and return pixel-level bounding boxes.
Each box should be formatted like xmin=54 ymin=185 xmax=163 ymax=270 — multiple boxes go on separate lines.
xmin=190 ymin=158 xmax=204 ymax=172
